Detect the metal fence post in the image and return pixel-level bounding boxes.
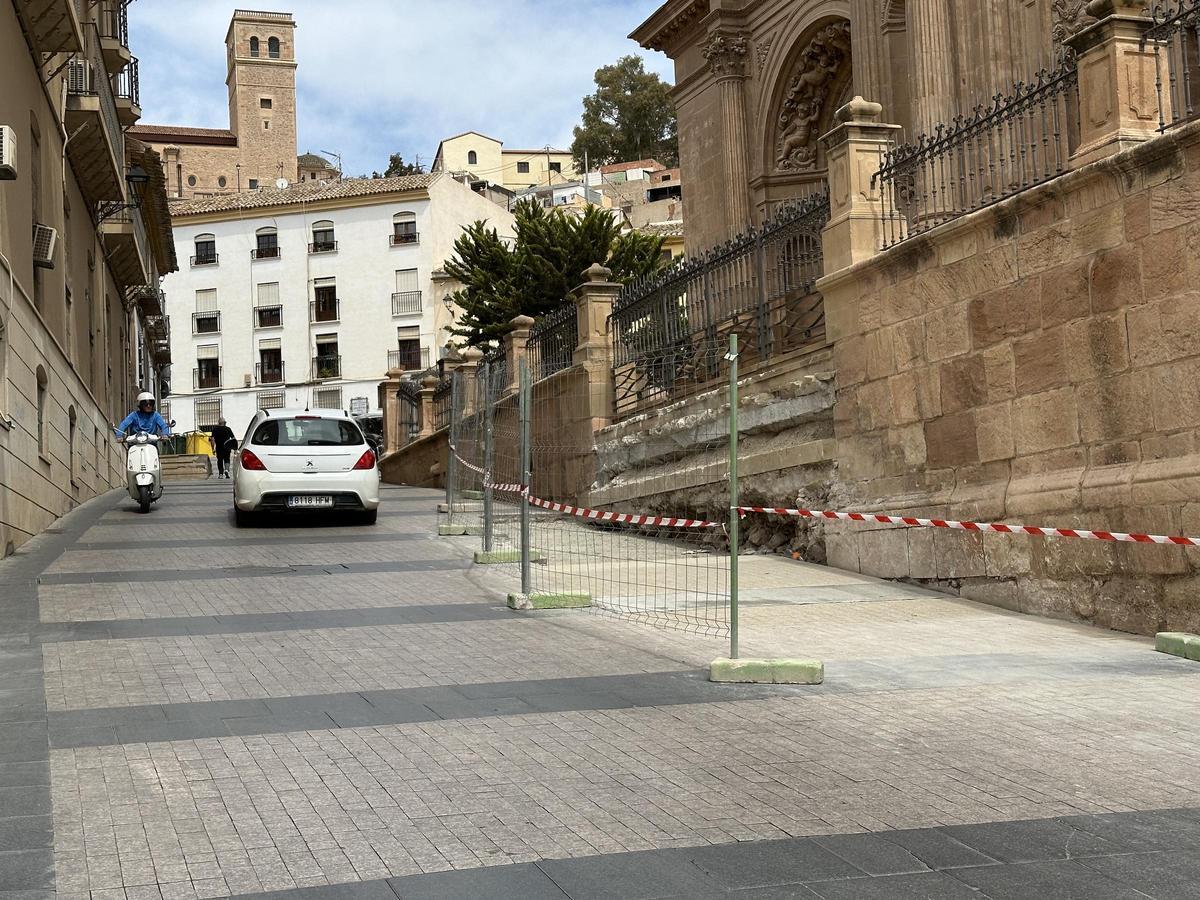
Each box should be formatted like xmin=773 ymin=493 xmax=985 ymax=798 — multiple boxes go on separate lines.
xmin=519 ymin=358 xmax=532 ymax=596
xmin=482 ymin=363 xmax=495 ymax=553
xmin=754 ymin=228 xmax=771 ymax=359
xmin=445 ymin=373 xmax=460 ymax=520
xmin=727 ymin=333 xmax=740 ymax=660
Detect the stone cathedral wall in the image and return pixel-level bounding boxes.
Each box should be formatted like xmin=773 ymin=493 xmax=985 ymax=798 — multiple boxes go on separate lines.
xmin=817 ymin=119 xmax=1200 ymax=635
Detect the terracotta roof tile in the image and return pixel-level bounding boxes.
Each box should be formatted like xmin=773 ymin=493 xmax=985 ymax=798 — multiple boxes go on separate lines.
xmin=168 ymin=174 xmax=436 ymax=217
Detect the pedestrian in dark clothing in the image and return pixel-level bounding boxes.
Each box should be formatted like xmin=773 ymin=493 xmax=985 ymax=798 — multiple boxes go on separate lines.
xmin=210 ymin=418 xmax=237 ymax=479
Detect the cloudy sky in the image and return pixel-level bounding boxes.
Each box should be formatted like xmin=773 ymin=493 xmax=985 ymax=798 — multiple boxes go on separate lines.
xmin=129 ymin=1 xmax=672 ymax=178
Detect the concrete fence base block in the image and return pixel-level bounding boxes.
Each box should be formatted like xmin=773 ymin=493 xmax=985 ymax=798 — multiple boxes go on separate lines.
xmin=437 ymin=524 xmax=469 ymax=536
xmin=436 ymin=503 xmax=449 ymax=513
xmin=507 ymin=592 xmax=592 ymax=610
xmin=1156 ymin=632 xmax=1200 ymax=662
xmin=461 ymin=490 xmax=484 ymax=500
xmin=474 ymin=550 xmax=544 ymax=565
xmin=709 ymin=657 xmax=824 ymax=685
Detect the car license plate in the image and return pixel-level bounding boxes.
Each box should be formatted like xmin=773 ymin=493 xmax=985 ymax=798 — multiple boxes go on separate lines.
xmin=288 ymin=495 xmax=333 ymax=508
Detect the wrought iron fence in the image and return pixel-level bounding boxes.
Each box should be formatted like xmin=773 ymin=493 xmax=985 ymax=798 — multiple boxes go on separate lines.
xmin=397 ymin=377 xmax=422 ymax=446
xmin=483 ymin=345 xmax=508 ymax=397
xmin=1146 ymin=0 xmax=1200 ymax=131
xmin=874 ymin=61 xmax=1079 ymax=248
xmin=527 ymin=301 xmax=577 ymax=381
xmin=611 ymin=190 xmax=829 ymax=417
xmin=433 ymin=371 xmax=454 ymax=431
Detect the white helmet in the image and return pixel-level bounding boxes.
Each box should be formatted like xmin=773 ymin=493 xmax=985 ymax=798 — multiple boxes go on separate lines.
xmin=137 ymin=392 xmax=155 ymax=406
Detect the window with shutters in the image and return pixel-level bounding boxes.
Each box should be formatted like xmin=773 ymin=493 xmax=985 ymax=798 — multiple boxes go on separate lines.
xmin=391 ymin=269 xmax=421 ymax=315
xmin=311 ymin=278 xmax=338 ymax=323
xmin=310 ymin=220 xmax=336 ymax=253
xmin=389 ymin=325 xmax=426 ymax=371
xmin=314 ymin=387 xmax=342 ymax=409
xmin=257 ymin=338 xmax=283 ymax=384
xmin=255 ymin=282 xmax=281 ymax=328
xmin=391 ymin=211 xmax=417 ymax=245
xmin=193 ymin=289 xmax=219 ymax=334
xmin=195 ymin=344 xmax=220 ymax=390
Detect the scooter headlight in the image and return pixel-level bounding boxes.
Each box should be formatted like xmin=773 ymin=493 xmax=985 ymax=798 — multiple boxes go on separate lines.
xmin=135 ymin=433 xmax=148 ymax=444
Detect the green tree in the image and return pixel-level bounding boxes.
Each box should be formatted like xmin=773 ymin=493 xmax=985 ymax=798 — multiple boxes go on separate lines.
xmin=371 ymin=154 xmax=422 ymax=179
xmin=444 ymin=199 xmax=666 ymax=347
xmin=570 ymin=56 xmax=678 ymax=169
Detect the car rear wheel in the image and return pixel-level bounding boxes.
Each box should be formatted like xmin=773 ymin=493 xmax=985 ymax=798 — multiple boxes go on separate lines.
xmin=359 ymin=509 xmax=378 ymax=525
xmin=234 ymin=506 xmax=255 ymax=528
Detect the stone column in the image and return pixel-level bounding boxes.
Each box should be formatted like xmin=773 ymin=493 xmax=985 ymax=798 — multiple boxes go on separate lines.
xmin=1067 ymin=0 xmax=1166 ymax=169
xmin=850 ymin=0 xmax=884 ymax=107
xmin=504 ymin=315 xmax=534 ymax=396
xmin=704 ymin=30 xmax=752 ymax=235
xmin=908 ymin=0 xmax=958 ymax=134
xmin=380 ymin=366 xmax=404 ymax=455
xmin=572 ymin=263 xmax=621 ymax=430
xmin=820 ymin=97 xmax=903 ymax=274
xmin=418 ymin=375 xmax=438 ymax=438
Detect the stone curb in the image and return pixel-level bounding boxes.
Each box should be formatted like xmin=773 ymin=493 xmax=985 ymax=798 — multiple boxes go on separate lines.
xmin=709 ymin=657 xmax=824 ymax=684
xmin=507 ymin=593 xmax=592 ymax=610
xmin=1155 ymin=632 xmax=1200 ymax=662
xmin=473 ymin=550 xmax=544 ymax=564
xmin=462 ymin=490 xmax=484 ymax=500
xmin=438 ymin=524 xmax=468 ymax=536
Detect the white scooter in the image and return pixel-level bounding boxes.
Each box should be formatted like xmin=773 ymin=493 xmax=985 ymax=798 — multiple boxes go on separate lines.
xmin=120 ymin=429 xmax=164 ymax=513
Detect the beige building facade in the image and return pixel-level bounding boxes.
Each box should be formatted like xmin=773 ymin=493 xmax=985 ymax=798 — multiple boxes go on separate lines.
xmin=130 ymin=9 xmax=300 ymax=199
xmin=633 ymin=0 xmax=1098 ymax=250
xmin=1 ymin=0 xmax=177 ymax=556
xmin=432 ymin=132 xmax=580 ymax=193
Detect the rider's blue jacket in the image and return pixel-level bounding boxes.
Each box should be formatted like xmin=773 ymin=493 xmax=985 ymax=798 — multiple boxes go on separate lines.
xmin=114 ymin=410 xmax=171 ymax=438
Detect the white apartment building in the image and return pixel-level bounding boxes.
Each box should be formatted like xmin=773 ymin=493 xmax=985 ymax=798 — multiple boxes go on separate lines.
xmin=162 ymin=174 xmax=514 ymax=435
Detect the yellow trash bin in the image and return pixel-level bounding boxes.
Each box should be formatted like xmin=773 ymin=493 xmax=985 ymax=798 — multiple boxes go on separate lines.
xmin=186 ymin=431 xmax=215 ymax=456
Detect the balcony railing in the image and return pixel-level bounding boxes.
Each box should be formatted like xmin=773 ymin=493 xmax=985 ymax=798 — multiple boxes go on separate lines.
xmin=309 ymin=299 xmax=340 ymax=323
xmin=1145 ymin=0 xmax=1200 ymax=132
xmin=191 ymin=311 xmax=221 ymax=334
xmin=611 ymin=189 xmax=830 ymax=418
xmin=97 ymin=0 xmax=128 ymax=47
xmin=391 ymin=290 xmax=422 ymax=315
xmin=312 ymin=355 xmax=342 ymax=380
xmin=255 ymin=362 xmax=285 ymax=385
xmin=308 ymin=240 xmax=338 ymax=254
xmin=193 ymin=366 xmax=221 ymax=390
xmin=114 ymin=56 xmax=140 ymax=108
xmin=252 ymin=246 xmax=281 ymax=260
xmin=190 ymin=252 xmax=218 ymax=267
xmin=873 ymin=60 xmax=1079 ymax=249
xmin=388 ymin=346 xmax=429 ymax=371
xmin=390 ymin=232 xmax=419 ymax=246
xmin=65 ymin=25 xmax=123 ymax=202
xmin=254 ymin=305 xmax=282 ymax=328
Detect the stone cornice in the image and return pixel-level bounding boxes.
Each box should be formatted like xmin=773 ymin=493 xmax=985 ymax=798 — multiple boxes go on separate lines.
xmin=629 ymin=0 xmax=707 ymax=53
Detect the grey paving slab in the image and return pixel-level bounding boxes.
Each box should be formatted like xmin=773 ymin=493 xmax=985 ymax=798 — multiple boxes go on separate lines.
xmin=0 ymin=850 xmax=54 ymax=890
xmin=806 ymin=871 xmax=984 ymax=899
xmin=0 ymin=816 xmax=52 ymax=852
xmin=535 ymin=848 xmax=717 ymax=899
xmin=951 ymin=859 xmax=1154 ymax=899
xmin=864 ymin=827 xmax=998 ymax=870
xmin=1080 ymin=849 xmax=1200 ymax=899
xmin=388 ymin=862 xmax=568 ymax=899
xmin=942 ymin=818 xmax=1126 ymax=863
xmin=37 ymin=558 xmax=469 ymax=585
xmin=684 ymin=839 xmax=865 ymax=888
xmin=69 ymin=532 xmax=426 ymax=551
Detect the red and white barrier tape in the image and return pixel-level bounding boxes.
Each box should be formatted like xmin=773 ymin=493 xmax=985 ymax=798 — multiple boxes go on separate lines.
xmin=448 ymin=446 xmax=487 ymax=477
xmin=736 ymin=506 xmax=1200 ymax=546
xmin=528 ymin=495 xmax=719 ymax=528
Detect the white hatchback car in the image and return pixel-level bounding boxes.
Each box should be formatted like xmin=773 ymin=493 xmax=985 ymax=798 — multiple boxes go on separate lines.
xmin=233 ymin=408 xmax=381 ymax=526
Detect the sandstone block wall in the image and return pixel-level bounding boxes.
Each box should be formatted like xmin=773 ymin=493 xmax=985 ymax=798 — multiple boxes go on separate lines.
xmin=819 ymin=120 xmax=1200 ymax=635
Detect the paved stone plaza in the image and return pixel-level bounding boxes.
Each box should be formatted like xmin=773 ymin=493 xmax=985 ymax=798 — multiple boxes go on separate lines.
xmin=2 ymin=482 xmax=1200 ymax=899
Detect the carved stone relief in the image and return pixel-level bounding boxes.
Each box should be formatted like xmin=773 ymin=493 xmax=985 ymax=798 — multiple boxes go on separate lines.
xmin=1052 ymin=0 xmax=1095 ymax=63
xmin=774 ymin=21 xmax=853 ymax=172
xmin=756 ymin=35 xmax=773 ymax=73
xmin=703 ymin=31 xmax=750 ymax=78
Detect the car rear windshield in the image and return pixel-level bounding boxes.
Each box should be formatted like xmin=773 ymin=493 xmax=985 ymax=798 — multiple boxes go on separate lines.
xmin=252 ymin=417 xmax=364 ymax=447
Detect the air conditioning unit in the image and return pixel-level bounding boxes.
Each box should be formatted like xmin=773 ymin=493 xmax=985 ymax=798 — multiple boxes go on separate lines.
xmin=0 ymin=126 xmax=15 ymax=180
xmin=32 ymin=224 xmax=57 ymax=269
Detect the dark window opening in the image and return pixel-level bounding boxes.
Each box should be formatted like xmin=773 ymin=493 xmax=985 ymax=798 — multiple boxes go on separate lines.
xmin=268 ymin=36 xmax=280 ymax=58
xmin=467 ymin=150 xmax=478 ymax=165
xmin=549 ymin=161 xmax=562 ymax=173
xmin=260 ymin=97 xmax=272 ymax=109
xmin=249 ymin=36 xmax=260 ymax=56
xmin=517 ymin=161 xmax=529 ymax=174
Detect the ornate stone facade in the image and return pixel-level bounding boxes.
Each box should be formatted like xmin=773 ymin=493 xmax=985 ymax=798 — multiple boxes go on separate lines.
xmin=632 ymin=0 xmax=1101 ymax=250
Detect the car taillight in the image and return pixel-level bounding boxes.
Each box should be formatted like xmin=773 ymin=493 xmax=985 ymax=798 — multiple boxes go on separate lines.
xmin=352 ymin=449 xmax=376 ymax=470
xmin=240 ymin=448 xmax=267 ymax=471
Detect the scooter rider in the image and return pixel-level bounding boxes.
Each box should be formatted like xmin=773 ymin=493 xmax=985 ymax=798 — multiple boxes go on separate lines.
xmin=114 ymin=392 xmax=171 ymax=439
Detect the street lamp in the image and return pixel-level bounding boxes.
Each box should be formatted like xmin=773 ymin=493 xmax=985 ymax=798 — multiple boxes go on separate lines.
xmin=98 ymin=165 xmax=152 ymax=223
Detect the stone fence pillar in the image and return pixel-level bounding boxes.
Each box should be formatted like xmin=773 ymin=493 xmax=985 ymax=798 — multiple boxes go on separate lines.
xmin=572 ymin=263 xmax=620 ymax=430
xmin=418 ymin=375 xmax=438 ymax=438
xmin=504 ymin=315 xmax=534 ymax=395
xmin=820 ymin=96 xmax=902 ymax=274
xmin=1068 ymin=0 xmax=1166 ymax=169
xmin=456 ymin=346 xmax=483 ymax=418
xmin=380 ymin=366 xmax=404 ymax=454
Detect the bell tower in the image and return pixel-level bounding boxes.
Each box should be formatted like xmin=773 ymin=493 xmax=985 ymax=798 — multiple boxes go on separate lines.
xmin=224 ymin=9 xmax=299 ymax=186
